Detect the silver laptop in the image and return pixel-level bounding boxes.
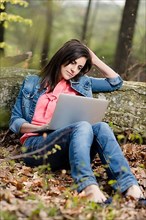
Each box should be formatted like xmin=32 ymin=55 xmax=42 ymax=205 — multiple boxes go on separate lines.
xmin=33 ymin=93 xmax=109 ymax=132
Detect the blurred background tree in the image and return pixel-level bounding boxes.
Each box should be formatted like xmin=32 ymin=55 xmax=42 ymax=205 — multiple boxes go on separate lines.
xmin=114 ymin=0 xmax=140 ymax=78
xmin=0 ymin=1 xmax=6 ymax=57
xmin=81 ymin=0 xmax=92 ymax=42
xmin=0 ymin=0 xmax=145 ymax=81
xmin=0 ymin=0 xmax=32 ymax=57
xmin=40 ymin=0 xmax=53 ymax=68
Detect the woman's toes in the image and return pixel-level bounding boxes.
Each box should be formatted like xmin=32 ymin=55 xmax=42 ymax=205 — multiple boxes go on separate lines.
xmin=126 ymin=185 xmax=144 ymax=199
xmin=79 ymin=184 xmax=107 ymax=203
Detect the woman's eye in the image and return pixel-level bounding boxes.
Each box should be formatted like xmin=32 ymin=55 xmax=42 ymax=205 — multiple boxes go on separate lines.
xmin=71 ymin=61 xmax=75 ymax=64
xmin=78 ymin=66 xmax=82 ymax=70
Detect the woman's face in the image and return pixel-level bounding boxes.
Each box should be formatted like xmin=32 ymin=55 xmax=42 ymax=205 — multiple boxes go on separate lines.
xmin=60 ymin=57 xmax=87 ymax=80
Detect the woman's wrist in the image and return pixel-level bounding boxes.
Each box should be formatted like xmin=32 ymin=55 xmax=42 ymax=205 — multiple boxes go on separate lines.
xmin=20 ymin=123 xmax=42 ymax=133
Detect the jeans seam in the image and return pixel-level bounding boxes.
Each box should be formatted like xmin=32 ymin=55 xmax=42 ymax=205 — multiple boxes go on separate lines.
xmin=96 ymin=139 xmax=121 ymax=189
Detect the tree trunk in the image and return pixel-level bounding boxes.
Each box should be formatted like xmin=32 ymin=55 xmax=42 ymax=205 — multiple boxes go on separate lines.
xmin=0 ymin=3 xmax=6 ymax=57
xmin=81 ymin=0 xmax=92 ymax=43
xmin=0 ymin=68 xmax=146 ymax=140
xmin=114 ymin=0 xmax=140 ymax=77
xmin=40 ymin=0 xmax=53 ymax=68
xmin=88 ymin=1 xmax=99 ymax=45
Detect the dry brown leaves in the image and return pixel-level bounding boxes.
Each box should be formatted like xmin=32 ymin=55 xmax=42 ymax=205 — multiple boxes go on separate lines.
xmin=0 ymin=130 xmax=146 ymax=220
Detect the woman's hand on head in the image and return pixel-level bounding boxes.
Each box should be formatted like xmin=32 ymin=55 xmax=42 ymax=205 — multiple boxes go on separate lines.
xmin=86 ymin=46 xmax=118 ymax=78
xmin=84 ymin=45 xmax=97 ymax=66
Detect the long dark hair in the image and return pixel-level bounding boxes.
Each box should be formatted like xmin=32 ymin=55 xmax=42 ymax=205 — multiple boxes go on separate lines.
xmin=39 ymin=39 xmax=92 ymax=91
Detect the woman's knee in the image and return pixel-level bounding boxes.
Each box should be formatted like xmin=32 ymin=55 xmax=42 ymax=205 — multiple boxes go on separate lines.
xmin=72 ymin=121 xmax=93 ymax=138
xmin=92 ymin=122 xmax=113 ymax=136
xmin=93 ymin=122 xmax=109 ymax=130
xmin=76 ymin=121 xmax=93 ymax=132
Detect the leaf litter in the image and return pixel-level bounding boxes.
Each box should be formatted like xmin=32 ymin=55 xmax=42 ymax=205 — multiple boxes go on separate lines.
xmin=0 ymin=130 xmax=146 ymax=220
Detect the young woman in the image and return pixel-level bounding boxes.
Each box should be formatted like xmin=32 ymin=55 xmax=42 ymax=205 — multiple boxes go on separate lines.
xmin=9 ymin=39 xmax=144 ymax=204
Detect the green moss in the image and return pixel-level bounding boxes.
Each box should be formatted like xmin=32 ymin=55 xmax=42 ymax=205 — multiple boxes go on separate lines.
xmin=0 ymin=108 xmax=10 ymax=128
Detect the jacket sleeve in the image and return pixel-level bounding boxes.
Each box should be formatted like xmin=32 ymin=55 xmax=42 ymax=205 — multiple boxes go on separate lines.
xmin=90 ymin=75 xmax=123 ymax=92
xmin=9 ymin=79 xmax=28 ymax=134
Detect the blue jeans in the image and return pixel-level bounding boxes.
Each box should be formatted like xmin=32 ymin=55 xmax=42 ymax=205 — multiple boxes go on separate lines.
xmin=23 ymin=121 xmax=138 ymax=193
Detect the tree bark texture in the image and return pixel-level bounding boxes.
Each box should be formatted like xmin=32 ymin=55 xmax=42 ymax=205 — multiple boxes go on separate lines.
xmin=114 ymin=0 xmax=140 ymax=76
xmin=0 ymin=68 xmax=146 ymax=139
xmin=81 ymin=0 xmax=92 ymax=42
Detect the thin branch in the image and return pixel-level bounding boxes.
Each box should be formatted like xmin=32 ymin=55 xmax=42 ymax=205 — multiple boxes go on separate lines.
xmin=7 ymin=129 xmax=71 ymax=160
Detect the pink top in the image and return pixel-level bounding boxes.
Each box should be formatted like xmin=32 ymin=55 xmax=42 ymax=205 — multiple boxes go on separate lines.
xmin=20 ymin=79 xmax=79 ymax=144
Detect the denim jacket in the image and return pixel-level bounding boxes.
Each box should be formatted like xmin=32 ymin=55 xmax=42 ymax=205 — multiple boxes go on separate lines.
xmin=9 ymin=74 xmax=123 ymax=134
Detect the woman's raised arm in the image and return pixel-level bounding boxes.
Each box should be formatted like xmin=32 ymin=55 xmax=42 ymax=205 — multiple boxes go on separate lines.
xmin=88 ymin=48 xmax=119 ymax=78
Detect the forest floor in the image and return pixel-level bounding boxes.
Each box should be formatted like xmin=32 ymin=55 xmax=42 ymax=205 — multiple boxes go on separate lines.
xmin=0 ymin=130 xmax=146 ymax=220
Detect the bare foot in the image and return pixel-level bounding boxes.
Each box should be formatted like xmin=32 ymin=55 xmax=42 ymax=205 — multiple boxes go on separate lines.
xmin=79 ymin=184 xmax=107 ymax=203
xmin=126 ymin=185 xmax=144 ymax=199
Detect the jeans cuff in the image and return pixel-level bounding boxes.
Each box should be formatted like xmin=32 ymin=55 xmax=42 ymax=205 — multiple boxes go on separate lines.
xmin=113 ymin=179 xmax=139 ymax=193
xmin=77 ymin=178 xmax=98 ymax=193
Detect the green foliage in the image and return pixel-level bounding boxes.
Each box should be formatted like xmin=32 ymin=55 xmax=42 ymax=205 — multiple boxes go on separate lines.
xmin=47 ymin=207 xmax=58 ymax=217
xmin=0 ymin=210 xmax=17 ymax=220
xmin=0 ymin=0 xmax=144 ymax=68
xmin=105 ymin=207 xmax=116 ymax=220
xmin=0 ymin=0 xmax=32 ymax=49
xmin=117 ymin=132 xmax=143 ymax=145
xmin=117 ymin=134 xmax=125 ymax=143
xmin=21 ymin=146 xmax=27 ymax=153
xmin=28 ymin=202 xmax=44 ymax=220
xmin=1 ymin=12 xmax=32 ymax=27
xmin=108 ymin=121 xmax=143 ymax=145
xmin=54 ymin=144 xmax=61 ymax=150
xmin=108 ymin=179 xmax=117 ymax=186
xmin=108 ymin=121 xmax=115 ymax=130
xmin=139 ymin=164 xmax=145 ymax=169
xmin=0 ymin=0 xmax=28 ymax=8
xmin=36 ymin=163 xmax=51 ymax=175
xmin=26 ymin=193 xmax=38 ymax=201
xmin=0 ymin=0 xmax=32 ymax=26
xmin=28 ymin=203 xmax=58 ymax=219
xmin=33 ymin=163 xmax=53 ymax=191
xmin=85 ymin=201 xmax=102 ymax=210
xmin=0 ymin=147 xmax=10 ymax=157
xmin=128 ymin=133 xmax=143 ymax=145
